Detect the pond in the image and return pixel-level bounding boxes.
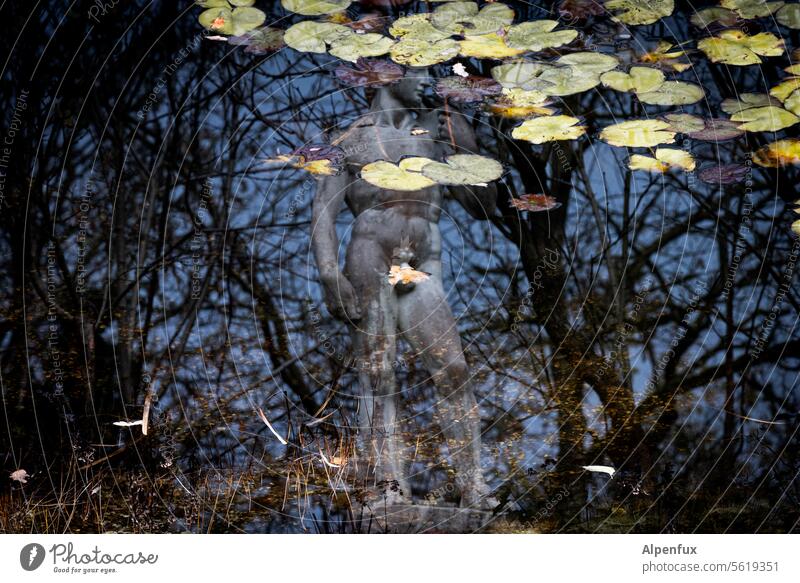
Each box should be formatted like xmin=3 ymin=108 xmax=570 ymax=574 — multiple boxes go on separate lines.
xmin=0 ymin=0 xmax=798 ymax=534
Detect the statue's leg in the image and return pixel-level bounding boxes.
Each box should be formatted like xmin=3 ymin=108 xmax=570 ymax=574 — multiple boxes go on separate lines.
xmin=396 ymin=261 xmax=494 ymax=508
xmin=344 ymin=241 xmax=409 ymax=503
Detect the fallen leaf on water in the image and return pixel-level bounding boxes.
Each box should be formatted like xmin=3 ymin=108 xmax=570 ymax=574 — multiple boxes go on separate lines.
xmin=629 ymin=148 xmax=696 ymax=173
xmin=600 ymin=119 xmax=676 ymax=148
xmin=512 ymin=115 xmax=586 ymax=144
xmin=510 ymin=194 xmax=562 ymax=212
xmin=752 ymin=138 xmax=800 ymax=167
xmin=698 ymin=164 xmax=749 ymax=184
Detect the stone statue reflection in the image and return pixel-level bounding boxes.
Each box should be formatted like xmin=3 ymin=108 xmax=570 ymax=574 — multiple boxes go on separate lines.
xmin=311 ymin=73 xmax=497 ymax=508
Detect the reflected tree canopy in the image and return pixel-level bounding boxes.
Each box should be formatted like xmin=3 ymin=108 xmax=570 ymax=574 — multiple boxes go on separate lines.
xmin=1 ymin=0 xmax=799 ymax=533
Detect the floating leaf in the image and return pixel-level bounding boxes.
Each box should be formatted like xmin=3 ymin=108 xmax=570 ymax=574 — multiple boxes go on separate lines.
xmin=328 ymin=33 xmax=395 ymax=62
xmin=689 ymin=7 xmax=740 ymax=28
xmin=228 ymin=26 xmax=285 ymax=54
xmin=458 ymin=33 xmax=525 ymax=59
xmin=509 ymin=193 xmax=562 ymax=212
xmin=284 ymin=21 xmax=350 ymax=53
xmin=556 ymin=52 xmax=619 ymax=73
xmin=660 ymin=113 xmax=706 ymax=133
xmin=431 ymin=2 xmax=515 ymax=36
xmin=793 ymin=219 xmax=800 ymax=236
xmin=601 ymin=66 xmax=665 ymax=93
xmin=435 ymin=76 xmax=502 ymax=102
xmin=604 ymin=0 xmax=674 ymax=25
xmin=629 ymin=148 xmax=695 ymax=172
xmin=770 ymin=77 xmax=800 ymax=101
xmin=512 ymin=115 xmax=586 ymax=143
xmin=638 ymin=41 xmax=691 ymax=72
xmin=505 ymin=20 xmax=578 ymax=53
xmin=686 ymin=119 xmax=745 ymax=141
xmin=784 ymin=89 xmax=800 ymax=116
xmin=600 ymin=119 xmax=676 ymax=147
xmin=535 ymin=65 xmax=603 ymax=96
xmin=752 ymin=138 xmax=800 ymax=166
xmin=361 ymin=158 xmax=437 ymax=190
xmin=730 ymin=105 xmax=799 ymax=131
xmin=389 ymin=14 xmax=450 ymax=41
xmin=720 ymin=0 xmax=784 ymax=19
xmin=637 ymin=80 xmax=705 ymax=105
xmin=421 ymin=154 xmax=504 ymax=185
xmin=200 ymin=5 xmax=267 ymax=36
xmin=390 ymin=37 xmax=460 ymax=66
xmin=698 ymin=30 xmax=784 ymax=66
xmin=721 ymin=92 xmax=782 ymax=114
xmin=335 ymin=58 xmax=405 ymax=87
xmin=281 ymin=0 xmax=351 ymax=15
xmin=698 ymin=164 xmax=749 ymax=184
xmin=388 ymin=264 xmax=431 ymax=286
xmin=487 ymin=89 xmax=555 ymax=118
xmin=491 ymin=62 xmax=553 ymax=90
xmin=271 ymin=145 xmax=345 ymax=176
xmin=777 ymin=3 xmax=800 ymax=28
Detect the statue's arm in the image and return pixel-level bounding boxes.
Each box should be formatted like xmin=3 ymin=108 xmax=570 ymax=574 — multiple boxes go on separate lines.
xmin=441 ymin=109 xmax=498 ymax=221
xmin=311 ymin=171 xmax=361 ymax=320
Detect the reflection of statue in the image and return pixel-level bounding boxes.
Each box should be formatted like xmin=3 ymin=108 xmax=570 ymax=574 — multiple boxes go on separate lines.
xmin=311 ymin=74 xmax=496 ymax=508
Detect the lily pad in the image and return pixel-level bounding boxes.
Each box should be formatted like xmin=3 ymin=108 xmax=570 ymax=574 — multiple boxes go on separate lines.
xmin=629 ymin=148 xmax=695 ymax=172
xmin=752 ymin=138 xmax=800 ymax=166
xmin=698 ymin=30 xmax=784 ymax=66
xmin=390 ymin=37 xmax=460 ymax=67
xmin=328 ymin=33 xmax=395 ymax=62
xmin=660 ymin=113 xmax=706 ymax=133
xmin=730 ymin=105 xmax=799 ymax=131
xmin=770 ymin=78 xmax=800 ymax=101
xmin=637 ymin=80 xmax=705 ymax=106
xmin=421 ymin=154 xmax=504 ymax=185
xmin=199 ymin=5 xmax=267 ymax=36
xmin=686 ymin=119 xmax=745 ymax=141
xmin=335 ymin=58 xmax=405 ymax=87
xmin=600 ymin=119 xmax=677 ymax=147
xmin=604 ymin=0 xmax=674 ymax=25
xmin=689 ymin=7 xmax=740 ymax=28
xmin=556 ymin=52 xmax=620 ymax=73
xmin=777 ymin=3 xmax=800 ymax=28
xmin=361 ymin=158 xmax=437 ymax=191
xmin=698 ymin=164 xmax=749 ymax=184
xmin=720 ymin=0 xmax=784 ymax=19
xmin=281 ymin=0 xmax=351 ymax=16
xmin=431 ymin=2 xmax=515 ymax=36
xmin=459 ymin=33 xmax=525 ymax=59
xmin=505 ymin=20 xmax=578 ymax=53
xmin=721 ymin=93 xmax=782 ymax=114
xmin=435 ymin=76 xmax=502 ymax=102
xmin=228 ymin=26 xmax=285 ymax=54
xmin=601 ymin=66 xmax=665 ymax=93
xmin=512 ymin=115 xmax=586 ymax=144
xmin=284 ymin=21 xmax=351 ymax=53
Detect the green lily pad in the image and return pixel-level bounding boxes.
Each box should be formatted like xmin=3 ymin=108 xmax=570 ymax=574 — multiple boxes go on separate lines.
xmin=636 ymin=80 xmax=705 ymax=105
xmin=280 ymin=0 xmax=351 ymax=16
xmin=431 ymin=2 xmax=515 ymax=36
xmin=284 ymin=21 xmax=351 ymax=53
xmin=329 ymin=33 xmax=395 ymax=62
xmin=390 ymin=37 xmax=460 ymax=67
xmin=505 ymin=20 xmax=578 ymax=53
xmin=421 ymin=154 xmax=503 ymax=185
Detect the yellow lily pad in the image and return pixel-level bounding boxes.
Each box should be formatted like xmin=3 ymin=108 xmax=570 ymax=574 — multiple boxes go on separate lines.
xmin=511 ymin=115 xmax=587 ymax=144
xmin=636 ymin=81 xmax=705 ymax=105
xmin=601 ymin=66 xmax=665 ymax=93
xmin=784 ymin=89 xmax=800 ymax=116
xmin=698 ymin=30 xmax=784 ymax=66
xmin=770 ymin=77 xmax=800 ymax=101
xmin=421 ymin=154 xmax=504 ymax=185
xmin=730 ymin=105 xmax=799 ymax=131
xmin=604 ymin=0 xmax=674 ymax=25
xmin=432 ymin=2 xmax=515 ymax=36
xmin=361 ymin=158 xmax=437 ymax=191
xmin=280 ymin=0 xmax=351 ymax=16
xmin=629 ymin=148 xmax=696 ymax=173
xmin=600 ymin=119 xmax=677 ymax=147
xmin=459 ymin=33 xmax=525 ymax=59
xmin=721 ymin=93 xmax=781 ymax=114
xmin=752 ymin=138 xmax=800 ymax=167
xmin=328 ymin=33 xmax=394 ymax=62
xmin=505 ymin=20 xmax=578 ymax=53
xmin=720 ymin=0 xmax=784 ymax=19
xmin=390 ymin=37 xmax=460 ymax=67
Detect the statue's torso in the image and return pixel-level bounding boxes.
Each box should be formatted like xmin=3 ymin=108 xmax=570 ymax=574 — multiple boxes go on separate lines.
xmin=336 ymin=114 xmax=447 ymax=265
